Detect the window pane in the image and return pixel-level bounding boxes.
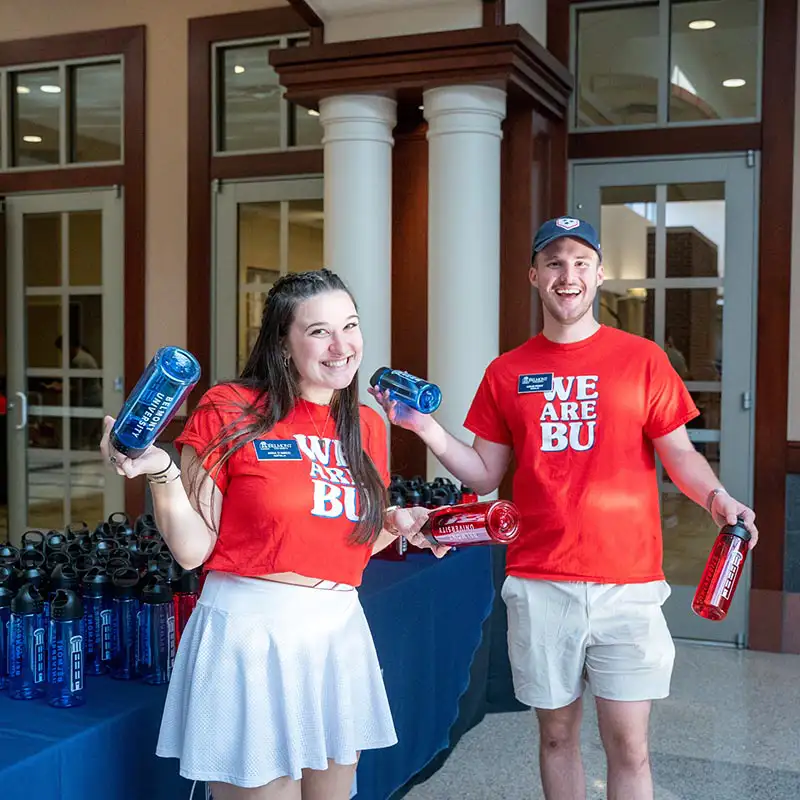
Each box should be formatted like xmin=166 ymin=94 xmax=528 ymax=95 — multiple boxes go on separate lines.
xmin=665 ymin=288 xmax=722 ymax=381
xmin=25 ymin=212 xmax=61 ymax=287
xmin=670 ymin=0 xmax=760 ymax=122
xmin=665 ymin=183 xmax=725 ymax=277
xmin=287 ymin=37 xmax=322 ymax=147
xmin=600 ymin=186 xmax=657 ymax=280
xmin=12 ymin=69 xmax=61 ymax=166
xmin=27 ymin=296 xmax=62 ymax=369
xmin=288 ymin=200 xmax=324 ymax=273
xmin=219 ymin=43 xmax=281 ymax=152
xmin=600 ymin=288 xmax=655 ymax=341
xmin=69 ymin=210 xmax=103 ymax=286
xmin=71 ymin=62 xmax=123 ymax=163
xmin=576 ymin=4 xmax=660 ymax=128
xmin=69 ymin=295 xmax=104 ymax=369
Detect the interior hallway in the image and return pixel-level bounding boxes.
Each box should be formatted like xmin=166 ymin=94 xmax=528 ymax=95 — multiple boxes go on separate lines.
xmin=404 ymin=643 xmax=800 ymax=800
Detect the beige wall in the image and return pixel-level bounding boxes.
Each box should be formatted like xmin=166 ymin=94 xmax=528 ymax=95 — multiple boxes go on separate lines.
xmin=0 ymin=0 xmax=285 ymax=371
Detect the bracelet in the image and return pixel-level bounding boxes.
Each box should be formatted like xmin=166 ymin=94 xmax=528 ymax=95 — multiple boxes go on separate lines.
xmin=706 ymin=487 xmax=727 ymax=514
xmin=383 ymin=505 xmax=401 ymax=536
xmin=147 ymin=457 xmax=180 ymax=485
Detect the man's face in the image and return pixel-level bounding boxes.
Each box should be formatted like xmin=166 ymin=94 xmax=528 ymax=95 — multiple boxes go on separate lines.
xmin=529 ymin=237 xmax=604 ymax=326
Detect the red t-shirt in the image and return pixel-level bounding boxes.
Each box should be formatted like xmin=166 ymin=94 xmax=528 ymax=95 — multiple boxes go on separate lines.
xmin=464 ymin=326 xmax=699 ymax=584
xmin=175 ymin=383 xmax=390 ymax=586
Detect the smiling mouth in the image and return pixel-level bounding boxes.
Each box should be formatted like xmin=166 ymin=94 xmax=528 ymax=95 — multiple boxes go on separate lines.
xmin=554 ymin=286 xmax=582 ymax=298
xmin=322 ymin=355 xmax=355 ymax=369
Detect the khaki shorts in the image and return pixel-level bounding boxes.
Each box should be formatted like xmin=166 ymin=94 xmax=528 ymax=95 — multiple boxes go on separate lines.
xmin=501 ymin=576 xmax=676 ymax=710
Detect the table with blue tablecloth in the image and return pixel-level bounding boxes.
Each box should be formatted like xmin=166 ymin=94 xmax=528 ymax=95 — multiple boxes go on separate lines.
xmin=0 ymin=546 xmax=495 ymax=800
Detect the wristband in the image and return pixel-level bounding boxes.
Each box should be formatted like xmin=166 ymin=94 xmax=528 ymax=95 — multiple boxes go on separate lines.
xmin=706 ymin=487 xmax=727 ymax=514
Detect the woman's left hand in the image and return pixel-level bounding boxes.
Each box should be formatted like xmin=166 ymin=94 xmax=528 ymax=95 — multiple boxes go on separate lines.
xmin=387 ymin=506 xmax=450 ymax=559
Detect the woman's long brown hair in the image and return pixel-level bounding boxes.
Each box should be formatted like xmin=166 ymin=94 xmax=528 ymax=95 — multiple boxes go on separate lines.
xmin=190 ymin=269 xmax=386 ymax=545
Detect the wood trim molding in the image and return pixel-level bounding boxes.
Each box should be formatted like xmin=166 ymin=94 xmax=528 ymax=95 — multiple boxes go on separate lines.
xmin=788 ymin=442 xmax=800 ymax=475
xmin=0 ymin=25 xmax=147 ymax=519
xmin=186 ymin=7 xmax=311 ymax=406
xmin=752 ymin=0 xmax=797 ymax=601
xmin=482 ymin=0 xmax=506 ymax=27
xmin=569 ymin=124 xmax=761 ymax=160
xmin=287 ymin=0 xmax=324 ymax=44
xmin=270 ymin=25 xmax=573 ymax=121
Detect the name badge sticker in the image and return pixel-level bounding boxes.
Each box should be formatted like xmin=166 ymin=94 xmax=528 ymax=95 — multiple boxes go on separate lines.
xmin=517 ymin=373 xmax=554 ymax=394
xmin=252 ymin=439 xmax=302 ymax=461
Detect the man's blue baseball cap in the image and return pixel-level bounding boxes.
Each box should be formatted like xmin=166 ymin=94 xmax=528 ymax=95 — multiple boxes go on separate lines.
xmin=532 ymin=217 xmax=602 ymax=261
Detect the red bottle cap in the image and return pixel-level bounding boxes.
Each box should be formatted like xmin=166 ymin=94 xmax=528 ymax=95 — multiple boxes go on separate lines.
xmin=487 ymin=501 xmax=520 ymax=543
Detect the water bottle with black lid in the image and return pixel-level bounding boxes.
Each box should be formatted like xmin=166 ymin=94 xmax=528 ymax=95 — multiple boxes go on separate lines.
xmin=8 ymin=583 xmax=47 ymax=700
xmin=111 ymin=568 xmax=141 ymax=681
xmin=0 ymin=585 xmax=12 ymax=690
xmin=138 ymin=577 xmax=176 ymax=685
xmin=47 ymin=589 xmax=85 ymax=708
xmin=110 ymin=346 xmax=201 ymax=458
xmin=82 ymin=568 xmax=113 ymax=676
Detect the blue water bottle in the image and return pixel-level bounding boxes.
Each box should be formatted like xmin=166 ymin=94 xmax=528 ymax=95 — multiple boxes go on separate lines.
xmin=370 ymin=367 xmax=442 ymax=414
xmin=0 ymin=586 xmax=12 ymax=690
xmin=8 ymin=583 xmax=46 ymax=700
xmin=47 ymin=589 xmax=85 ymax=708
xmin=138 ymin=578 xmax=175 ymax=685
xmin=111 ymin=568 xmax=140 ymax=681
xmin=82 ymin=568 xmax=113 ymax=676
xmin=109 ymin=346 xmax=201 ymax=457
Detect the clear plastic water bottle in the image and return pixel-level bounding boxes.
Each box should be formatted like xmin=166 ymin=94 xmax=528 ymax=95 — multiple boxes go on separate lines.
xmin=138 ymin=578 xmax=175 ymax=685
xmin=8 ymin=583 xmax=47 ymax=700
xmin=369 ymin=367 xmax=442 ymax=414
xmin=111 ymin=568 xmax=141 ymax=681
xmin=47 ymin=589 xmax=85 ymax=708
xmin=82 ymin=568 xmax=113 ymax=676
xmin=110 ymin=346 xmax=201 ymax=457
xmin=0 ymin=586 xmax=12 ymax=690
xmin=172 ymin=568 xmax=200 ymax=648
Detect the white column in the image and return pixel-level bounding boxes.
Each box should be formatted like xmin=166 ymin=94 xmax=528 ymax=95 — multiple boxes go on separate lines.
xmin=424 ymin=85 xmax=507 ymax=481
xmin=319 ymin=94 xmax=397 ymax=407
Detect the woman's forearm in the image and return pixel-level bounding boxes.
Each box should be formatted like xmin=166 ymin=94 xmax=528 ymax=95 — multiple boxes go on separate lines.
xmin=149 ymin=464 xmax=217 ymax=570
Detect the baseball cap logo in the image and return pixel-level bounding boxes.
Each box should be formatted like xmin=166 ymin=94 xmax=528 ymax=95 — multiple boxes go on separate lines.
xmin=555 ymin=217 xmax=581 ymax=231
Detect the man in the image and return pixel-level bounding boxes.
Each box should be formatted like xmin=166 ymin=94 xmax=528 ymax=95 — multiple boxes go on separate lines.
xmin=372 ymin=217 xmax=757 ymax=800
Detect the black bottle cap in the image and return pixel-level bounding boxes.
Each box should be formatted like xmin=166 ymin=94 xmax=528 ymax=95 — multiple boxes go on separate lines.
xmin=159 ymin=558 xmax=181 ymax=585
xmin=389 ymin=488 xmax=406 ymax=507
xmin=19 ymin=549 xmax=46 ymax=569
xmin=92 ymin=522 xmax=113 ymax=542
xmin=111 ymin=567 xmax=140 ymax=597
xmin=51 ymin=588 xmax=83 ymax=621
xmin=177 ymin=569 xmax=200 ymax=595
xmin=12 ymin=583 xmax=45 ymax=614
xmin=105 ymin=555 xmax=132 ymax=575
xmin=21 ymin=530 xmax=45 ymax=551
xmin=108 ymin=511 xmax=131 ymax=528
xmin=82 ymin=566 xmax=111 ymax=597
xmin=45 ymin=531 xmax=68 ymax=553
xmin=50 ymin=564 xmax=80 ymax=592
xmin=0 ymin=565 xmax=14 ymax=587
xmin=723 ymin=517 xmax=752 ymax=542
xmin=0 ymin=586 xmax=13 ymax=608
xmin=135 ymin=513 xmax=158 ymax=534
xmin=0 ymin=543 xmax=20 ymax=566
xmin=65 ymin=521 xmax=90 ymax=540
xmin=369 ymin=366 xmax=390 ymax=388
xmin=46 ymin=550 xmax=71 ymax=571
xmin=15 ymin=567 xmax=48 ymax=592
xmin=73 ymin=554 xmax=97 ymax=576
xmin=404 ymin=485 xmax=423 ymax=506
xmin=93 ymin=539 xmax=120 ymax=561
xmin=141 ymin=576 xmax=173 ymax=604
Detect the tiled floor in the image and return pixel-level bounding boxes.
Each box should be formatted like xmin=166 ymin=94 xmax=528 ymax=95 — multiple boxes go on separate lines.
xmin=405 ymin=643 xmax=800 ymax=800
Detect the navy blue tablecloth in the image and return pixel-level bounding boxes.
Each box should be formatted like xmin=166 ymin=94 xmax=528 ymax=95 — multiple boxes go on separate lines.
xmin=0 ymin=546 xmax=494 ymax=800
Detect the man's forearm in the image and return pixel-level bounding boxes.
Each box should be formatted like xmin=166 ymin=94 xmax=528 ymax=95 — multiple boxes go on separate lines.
xmin=418 ymin=420 xmax=500 ymax=495
xmin=662 ymin=449 xmax=724 ymax=511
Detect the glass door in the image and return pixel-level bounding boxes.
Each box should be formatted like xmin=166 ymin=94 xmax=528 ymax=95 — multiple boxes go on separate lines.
xmin=213 ymin=177 xmax=324 ymax=382
xmin=6 ymin=190 xmax=124 ymax=546
xmin=571 ymin=154 xmax=758 ymax=645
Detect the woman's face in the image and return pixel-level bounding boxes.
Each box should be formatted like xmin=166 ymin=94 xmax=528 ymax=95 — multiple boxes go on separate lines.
xmin=285 ymin=289 xmax=363 ymax=402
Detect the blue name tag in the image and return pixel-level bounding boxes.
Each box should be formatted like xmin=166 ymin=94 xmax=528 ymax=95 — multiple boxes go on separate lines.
xmin=517 ymin=373 xmax=553 ymax=394
xmin=253 ymin=439 xmax=302 ymax=461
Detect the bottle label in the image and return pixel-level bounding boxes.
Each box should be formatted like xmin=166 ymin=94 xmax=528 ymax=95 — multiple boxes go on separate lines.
xmin=69 ymin=635 xmax=84 ymax=693
xmin=85 ymin=605 xmax=97 ymax=656
xmin=167 ymin=613 xmax=176 ymax=679
xmin=132 ymin=391 xmax=175 ymax=440
xmin=100 ymin=609 xmax=113 ymax=661
xmin=432 ymin=524 xmax=493 ymax=545
xmin=9 ymin=619 xmax=23 ymax=678
xmin=720 ymin=550 xmax=745 ymax=600
xmin=33 ymin=627 xmax=45 ymax=684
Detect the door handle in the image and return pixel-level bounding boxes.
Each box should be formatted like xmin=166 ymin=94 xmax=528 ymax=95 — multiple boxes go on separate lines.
xmin=14 ymin=391 xmax=28 ymax=430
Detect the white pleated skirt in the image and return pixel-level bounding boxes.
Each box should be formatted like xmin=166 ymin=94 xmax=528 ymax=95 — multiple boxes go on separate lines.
xmin=156 ymin=571 xmax=398 ymax=789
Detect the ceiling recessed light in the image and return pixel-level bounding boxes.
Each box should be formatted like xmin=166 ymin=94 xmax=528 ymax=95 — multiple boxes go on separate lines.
xmin=307 ymin=108 xmax=320 ymax=116
xmin=40 ymin=85 xmax=61 ymax=93
xmin=418 ymin=105 xmax=424 ymax=110
xmin=15 ymin=85 xmax=30 ymax=95
xmin=689 ymin=19 xmax=716 ymax=30
xmin=234 ymin=65 xmax=245 ymax=74
xmin=722 ymin=78 xmax=746 ymax=88
xmin=22 ymin=135 xmax=42 ymax=143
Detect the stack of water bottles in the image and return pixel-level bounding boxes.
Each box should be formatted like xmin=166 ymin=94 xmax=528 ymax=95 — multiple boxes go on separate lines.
xmin=374 ymin=474 xmax=479 ymax=561
xmin=0 ymin=516 xmax=201 ymax=709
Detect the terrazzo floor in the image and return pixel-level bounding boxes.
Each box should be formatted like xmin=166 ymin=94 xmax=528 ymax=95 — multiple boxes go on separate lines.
xmin=405 ymin=643 xmax=800 ymax=800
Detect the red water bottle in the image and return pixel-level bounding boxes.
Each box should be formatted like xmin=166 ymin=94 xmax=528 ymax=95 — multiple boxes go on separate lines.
xmin=422 ymin=500 xmax=520 ymax=547
xmin=692 ymin=517 xmax=751 ymax=621
xmin=460 ymin=485 xmax=478 ymax=504
xmin=173 ymin=569 xmax=200 ymax=646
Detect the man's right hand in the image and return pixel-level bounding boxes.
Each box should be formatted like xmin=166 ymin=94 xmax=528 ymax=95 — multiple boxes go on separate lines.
xmin=368 ymin=386 xmax=434 ymax=437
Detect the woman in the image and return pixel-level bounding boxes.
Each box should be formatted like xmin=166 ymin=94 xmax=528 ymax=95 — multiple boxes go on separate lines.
xmin=100 ymin=270 xmax=446 ymax=800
